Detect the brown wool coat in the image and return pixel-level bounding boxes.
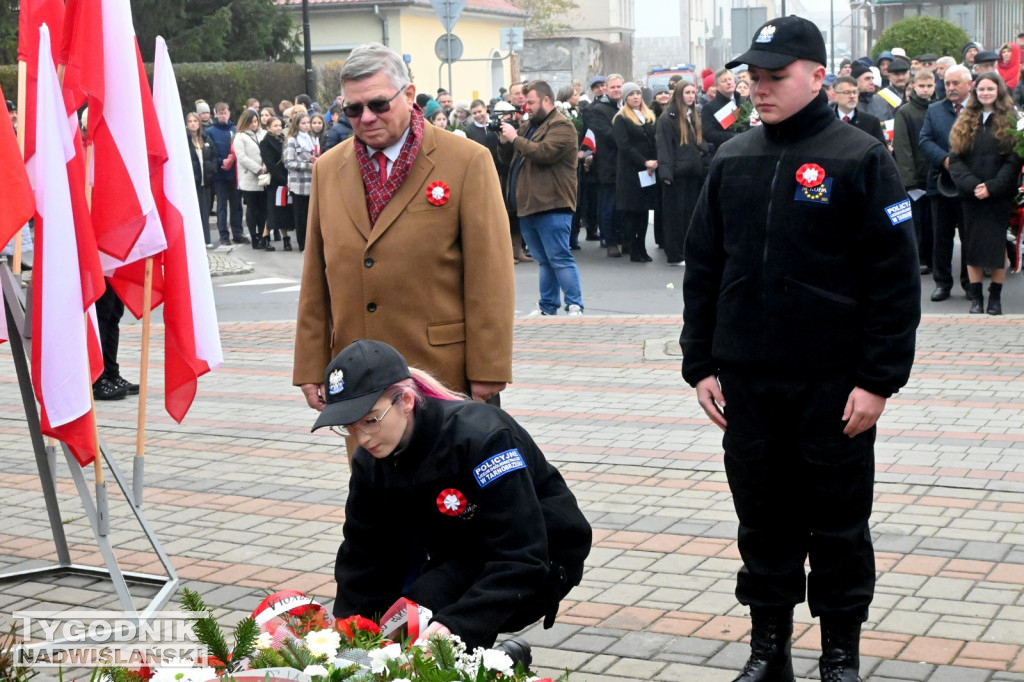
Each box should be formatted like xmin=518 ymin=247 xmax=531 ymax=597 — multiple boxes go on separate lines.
xmin=293 ymin=124 xmax=515 ymax=393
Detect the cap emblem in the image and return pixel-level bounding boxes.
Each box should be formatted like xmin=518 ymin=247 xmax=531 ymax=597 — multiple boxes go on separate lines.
xmin=755 ymin=25 xmax=776 ymax=43
xmin=328 ymin=369 xmax=345 ymax=395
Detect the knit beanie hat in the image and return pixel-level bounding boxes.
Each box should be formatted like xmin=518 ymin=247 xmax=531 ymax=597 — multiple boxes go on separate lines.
xmin=850 ymin=62 xmax=871 ymax=79
xmin=195 ymin=101 xmax=211 ymax=115
xmin=423 ymin=99 xmax=441 ymax=119
xmin=702 ymin=74 xmax=715 ymax=92
xmin=620 ymin=82 xmax=642 ymax=100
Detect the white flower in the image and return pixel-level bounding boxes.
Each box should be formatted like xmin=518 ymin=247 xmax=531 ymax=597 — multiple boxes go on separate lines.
xmin=368 ymin=642 xmax=405 ymax=673
xmin=302 ymin=664 xmax=330 ymax=678
xmin=481 ymin=648 xmax=514 ymax=675
xmin=1017 ymin=117 xmax=1024 ymax=131
xmin=255 ymin=631 xmax=274 ymax=649
xmin=304 ymin=628 xmax=341 ymax=658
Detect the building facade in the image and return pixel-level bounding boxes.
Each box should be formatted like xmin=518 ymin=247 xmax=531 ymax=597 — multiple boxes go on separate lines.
xmin=280 ymin=0 xmax=527 ymax=102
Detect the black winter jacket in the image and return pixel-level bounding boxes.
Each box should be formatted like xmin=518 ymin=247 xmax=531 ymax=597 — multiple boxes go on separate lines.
xmin=655 ymin=107 xmax=711 ymax=183
xmin=892 ymin=92 xmax=931 ymax=189
xmin=581 ymin=95 xmax=619 ymax=184
xmin=259 ymin=132 xmax=288 ymax=188
xmin=948 ymin=114 xmax=1022 ymax=200
xmin=333 ymin=397 xmax=591 ymax=649
xmin=612 ymin=113 xmax=658 ymax=212
xmin=681 ymin=91 xmax=921 ymax=398
xmin=188 ymin=131 xmax=217 ymax=187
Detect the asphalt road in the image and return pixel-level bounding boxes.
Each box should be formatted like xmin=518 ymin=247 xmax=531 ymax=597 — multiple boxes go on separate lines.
xmin=208 ymin=228 xmax=1022 ymax=323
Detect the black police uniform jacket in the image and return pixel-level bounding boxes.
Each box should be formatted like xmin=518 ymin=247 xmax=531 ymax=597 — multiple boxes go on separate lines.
xmin=333 ymin=396 xmax=591 ymax=647
xmin=681 ymin=91 xmax=921 ymax=398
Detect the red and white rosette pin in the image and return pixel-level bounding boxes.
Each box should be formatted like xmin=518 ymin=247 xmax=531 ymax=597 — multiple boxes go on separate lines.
xmin=437 ymin=488 xmax=467 ymax=516
xmin=426 ymin=180 xmax=450 ymax=206
xmin=796 ymin=163 xmax=826 ymax=188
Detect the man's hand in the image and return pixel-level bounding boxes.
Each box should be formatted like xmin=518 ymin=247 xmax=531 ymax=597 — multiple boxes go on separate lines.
xmin=301 ymin=383 xmax=325 ymax=411
xmin=842 ymin=387 xmax=886 ymax=437
xmin=695 ymin=375 xmax=727 ymax=430
xmin=470 ymin=381 xmax=507 ymax=402
xmin=499 ymin=122 xmax=518 ymax=143
xmin=974 ymin=183 xmax=990 ymax=200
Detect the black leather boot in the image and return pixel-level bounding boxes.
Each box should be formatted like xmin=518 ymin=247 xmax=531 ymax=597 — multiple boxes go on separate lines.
xmin=968 ymin=282 xmax=984 ymax=314
xmin=283 ymin=235 xmax=293 ymax=251
xmin=819 ymin=617 xmax=862 ymax=682
xmin=733 ymin=608 xmax=795 ymax=682
xmin=987 ymin=282 xmax=1002 ymax=315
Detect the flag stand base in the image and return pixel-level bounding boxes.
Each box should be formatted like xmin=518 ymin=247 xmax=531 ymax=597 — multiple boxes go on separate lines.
xmin=0 ymin=260 xmax=178 ymax=619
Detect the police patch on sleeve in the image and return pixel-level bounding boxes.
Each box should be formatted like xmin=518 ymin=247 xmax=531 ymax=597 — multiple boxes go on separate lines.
xmin=884 ymin=199 xmax=913 ymax=226
xmin=473 ymin=448 xmax=526 ymax=487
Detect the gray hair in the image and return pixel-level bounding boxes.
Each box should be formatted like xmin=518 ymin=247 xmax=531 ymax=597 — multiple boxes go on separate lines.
xmin=944 ymin=64 xmax=971 ymax=82
xmin=340 ymin=43 xmax=411 ymax=91
xmin=936 ymin=56 xmax=957 ymax=70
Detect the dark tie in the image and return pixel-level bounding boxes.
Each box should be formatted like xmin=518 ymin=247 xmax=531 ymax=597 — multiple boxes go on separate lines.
xmin=373 ymin=151 xmax=389 ymax=184
xmin=954 ymin=104 xmax=962 ymax=116
xmin=843 ymin=114 xmax=851 ymax=123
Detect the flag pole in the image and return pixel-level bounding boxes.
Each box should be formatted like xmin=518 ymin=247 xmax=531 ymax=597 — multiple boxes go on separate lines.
xmin=133 ymin=257 xmax=153 ymax=507
xmin=14 ymin=61 xmax=27 ymax=275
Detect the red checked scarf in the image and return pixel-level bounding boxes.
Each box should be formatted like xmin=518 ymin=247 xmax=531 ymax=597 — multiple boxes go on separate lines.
xmin=356 ymin=105 xmax=425 ymax=227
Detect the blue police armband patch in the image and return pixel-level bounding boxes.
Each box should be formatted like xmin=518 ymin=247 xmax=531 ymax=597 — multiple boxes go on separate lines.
xmin=884 ymin=199 xmax=912 ymax=226
xmin=473 ymin=448 xmax=526 ymax=487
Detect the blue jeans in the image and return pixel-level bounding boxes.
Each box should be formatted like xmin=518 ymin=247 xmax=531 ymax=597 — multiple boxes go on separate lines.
xmin=213 ymin=178 xmax=244 ymax=241
xmin=597 ymin=184 xmax=619 ymax=246
xmin=519 ymin=211 xmax=583 ymax=314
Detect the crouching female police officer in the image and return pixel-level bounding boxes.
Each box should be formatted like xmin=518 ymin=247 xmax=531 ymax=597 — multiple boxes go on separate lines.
xmin=312 ymin=339 xmax=592 ymax=657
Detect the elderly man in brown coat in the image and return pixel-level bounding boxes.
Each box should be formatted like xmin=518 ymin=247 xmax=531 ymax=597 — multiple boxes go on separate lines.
xmin=293 ymin=43 xmax=514 ymax=421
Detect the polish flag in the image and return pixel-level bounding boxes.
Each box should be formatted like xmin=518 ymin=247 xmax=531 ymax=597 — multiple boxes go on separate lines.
xmin=882 ymin=119 xmax=895 ymax=143
xmin=0 ymin=83 xmax=35 ymax=252
xmin=60 ymin=0 xmax=167 ymax=264
xmin=151 ymin=37 xmax=223 ymax=423
xmin=582 ymin=129 xmax=596 ymax=153
xmin=714 ymin=100 xmax=738 ymax=129
xmin=16 ymin=0 xmax=64 ymax=165
xmin=28 ymin=25 xmax=102 ymax=467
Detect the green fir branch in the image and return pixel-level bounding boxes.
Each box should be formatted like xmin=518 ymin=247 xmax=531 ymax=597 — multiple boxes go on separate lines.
xmin=180 ymin=587 xmax=233 ymax=671
xmin=230 ymin=616 xmax=260 ymax=667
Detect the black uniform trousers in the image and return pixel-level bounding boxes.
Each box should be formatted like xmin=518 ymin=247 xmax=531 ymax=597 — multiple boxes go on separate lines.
xmin=718 ymin=369 xmax=875 ymax=623
xmin=930 ymin=194 xmax=969 ymax=292
xmin=95 ymin=282 xmax=125 ymax=382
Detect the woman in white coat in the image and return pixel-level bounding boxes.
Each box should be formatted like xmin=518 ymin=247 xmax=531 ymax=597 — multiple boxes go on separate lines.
xmin=234 ymin=108 xmax=273 ymax=250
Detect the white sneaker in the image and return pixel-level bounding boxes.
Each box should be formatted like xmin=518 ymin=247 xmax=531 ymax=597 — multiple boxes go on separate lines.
xmin=567 ymin=304 xmax=583 ymax=317
xmin=526 ymin=309 xmax=554 ymax=317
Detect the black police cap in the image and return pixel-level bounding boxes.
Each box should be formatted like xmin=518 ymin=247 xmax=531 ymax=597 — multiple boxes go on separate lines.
xmin=727 ymin=16 xmax=827 ymax=70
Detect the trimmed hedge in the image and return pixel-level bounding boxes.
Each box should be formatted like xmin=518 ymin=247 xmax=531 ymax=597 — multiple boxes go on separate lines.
xmin=872 ymin=17 xmax=970 ymax=63
xmin=1 ymin=61 xmax=305 ymax=118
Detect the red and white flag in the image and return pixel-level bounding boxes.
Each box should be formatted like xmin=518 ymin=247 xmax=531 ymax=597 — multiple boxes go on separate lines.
xmin=151 ymin=37 xmax=223 ymax=423
xmin=28 ymin=25 xmax=103 ymax=466
xmin=714 ymin=100 xmax=738 ymax=129
xmin=60 ymin=0 xmax=167 ymax=265
xmin=0 ymin=82 xmax=35 ymax=252
xmin=582 ymin=129 xmax=596 ymax=153
xmin=16 ymin=0 xmax=64 ymax=166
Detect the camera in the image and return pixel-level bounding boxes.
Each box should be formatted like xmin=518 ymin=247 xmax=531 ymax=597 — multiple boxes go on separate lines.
xmin=486 ymin=102 xmax=520 ymax=132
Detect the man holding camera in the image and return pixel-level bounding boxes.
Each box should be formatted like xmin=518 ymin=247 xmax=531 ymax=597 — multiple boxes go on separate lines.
xmin=498 ymin=80 xmax=584 ymax=316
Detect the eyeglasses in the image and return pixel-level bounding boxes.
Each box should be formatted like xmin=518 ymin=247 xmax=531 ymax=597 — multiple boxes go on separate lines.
xmin=330 ymin=398 xmax=399 ymax=437
xmin=342 ymin=87 xmax=406 ymax=119
xmin=834 ymin=90 xmax=858 ymax=96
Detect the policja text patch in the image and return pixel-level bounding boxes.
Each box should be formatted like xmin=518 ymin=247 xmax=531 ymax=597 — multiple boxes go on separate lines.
xmin=884 ymin=200 xmax=913 ymax=225
xmin=473 ymin=448 xmax=526 ymax=487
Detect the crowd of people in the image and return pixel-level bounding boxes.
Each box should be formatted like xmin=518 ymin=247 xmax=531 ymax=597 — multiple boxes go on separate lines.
xmin=187 ymin=28 xmax=1023 ymax=315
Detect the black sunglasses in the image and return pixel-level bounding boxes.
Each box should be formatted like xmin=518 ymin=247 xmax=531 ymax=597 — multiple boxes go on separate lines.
xmin=342 ymin=86 xmax=406 ymax=119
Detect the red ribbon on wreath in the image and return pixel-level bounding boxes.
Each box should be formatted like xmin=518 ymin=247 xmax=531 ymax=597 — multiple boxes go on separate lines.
xmin=426 ymin=180 xmax=450 ymax=206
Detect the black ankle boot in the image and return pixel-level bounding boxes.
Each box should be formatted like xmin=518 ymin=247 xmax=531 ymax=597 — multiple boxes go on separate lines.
xmin=733 ymin=608 xmax=795 ymax=682
xmin=969 ymin=282 xmax=984 ymax=314
xmin=987 ymin=282 xmax=1002 ymax=315
xmin=819 ymin=617 xmax=862 ymax=682
xmin=283 ymin=235 xmax=293 ymax=251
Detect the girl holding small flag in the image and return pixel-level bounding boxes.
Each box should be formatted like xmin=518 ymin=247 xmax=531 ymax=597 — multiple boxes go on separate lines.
xmin=260 ymin=116 xmax=293 ymax=250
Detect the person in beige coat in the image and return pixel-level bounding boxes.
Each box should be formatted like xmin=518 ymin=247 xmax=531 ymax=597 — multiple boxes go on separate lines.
xmin=293 ymin=42 xmax=514 ymax=422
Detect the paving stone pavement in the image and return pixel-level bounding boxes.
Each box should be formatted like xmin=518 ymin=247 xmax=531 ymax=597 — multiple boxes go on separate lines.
xmin=2 ymin=314 xmax=1024 ymax=680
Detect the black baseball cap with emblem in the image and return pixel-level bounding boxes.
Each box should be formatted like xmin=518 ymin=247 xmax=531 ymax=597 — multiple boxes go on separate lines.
xmin=311 ymin=339 xmax=412 ymax=432
xmin=726 ymin=15 xmax=827 ymax=70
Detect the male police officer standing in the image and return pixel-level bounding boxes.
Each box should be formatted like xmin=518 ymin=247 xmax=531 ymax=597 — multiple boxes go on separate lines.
xmin=681 ymin=17 xmax=920 ymax=682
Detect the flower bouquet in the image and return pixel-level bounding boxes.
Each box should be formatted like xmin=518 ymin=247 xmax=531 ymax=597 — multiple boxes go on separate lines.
xmin=104 ymin=589 xmax=568 ymax=682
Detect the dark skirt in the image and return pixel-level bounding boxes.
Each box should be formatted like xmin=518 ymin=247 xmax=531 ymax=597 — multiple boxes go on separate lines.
xmin=266 ymin=186 xmax=294 ymax=232
xmin=962 ymin=197 xmax=1012 ymax=269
